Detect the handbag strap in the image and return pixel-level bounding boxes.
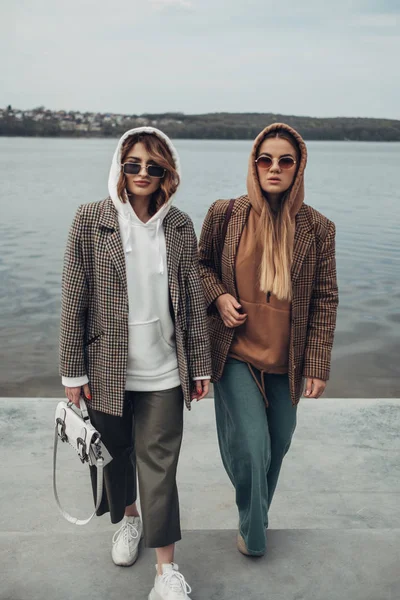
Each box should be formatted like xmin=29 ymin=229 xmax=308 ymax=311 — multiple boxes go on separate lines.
xmin=79 ymin=397 xmax=90 ymax=421
xmin=221 ymin=198 xmax=235 ymax=246
xmin=218 ymin=198 xmax=235 ymax=279
xmin=53 ymin=422 xmax=104 ymax=526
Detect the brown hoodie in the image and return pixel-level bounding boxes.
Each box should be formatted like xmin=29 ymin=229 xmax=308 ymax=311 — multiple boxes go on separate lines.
xmin=229 ymin=123 xmax=308 ymax=374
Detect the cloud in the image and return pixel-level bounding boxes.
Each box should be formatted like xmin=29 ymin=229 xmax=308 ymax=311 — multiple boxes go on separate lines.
xmin=2 ymin=0 xmax=400 ymax=118
xmin=356 ymin=13 xmax=398 ymax=28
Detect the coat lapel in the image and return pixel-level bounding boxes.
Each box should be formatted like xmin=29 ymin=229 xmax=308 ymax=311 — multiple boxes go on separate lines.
xmin=99 ymin=198 xmax=127 ymax=293
xmin=291 ymin=205 xmax=314 ymax=284
xmin=223 ymin=198 xmax=250 ymax=296
xmin=164 ymin=208 xmax=187 ymax=313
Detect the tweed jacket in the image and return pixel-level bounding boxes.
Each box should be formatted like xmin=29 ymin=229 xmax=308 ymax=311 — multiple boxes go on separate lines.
xmin=198 ymin=195 xmax=339 ymax=405
xmin=60 ymin=197 xmax=211 ymax=416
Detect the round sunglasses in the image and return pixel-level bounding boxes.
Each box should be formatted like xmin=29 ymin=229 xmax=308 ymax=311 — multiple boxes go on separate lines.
xmin=122 ymin=162 xmax=166 ymax=178
xmin=255 ymin=155 xmax=296 ymax=170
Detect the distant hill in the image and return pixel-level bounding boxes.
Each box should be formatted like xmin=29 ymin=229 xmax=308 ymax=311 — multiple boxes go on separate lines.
xmin=1 ymin=107 xmax=400 ymax=141
xmin=143 ymin=112 xmax=400 ymax=141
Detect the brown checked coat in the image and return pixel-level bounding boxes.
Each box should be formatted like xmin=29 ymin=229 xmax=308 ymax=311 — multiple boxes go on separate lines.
xmin=199 ymin=194 xmax=338 ymax=406
xmin=60 ymin=197 xmax=211 ymax=417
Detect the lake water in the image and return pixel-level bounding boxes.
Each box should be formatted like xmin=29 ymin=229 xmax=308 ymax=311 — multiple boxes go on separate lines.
xmin=0 ymin=137 xmax=399 ymax=397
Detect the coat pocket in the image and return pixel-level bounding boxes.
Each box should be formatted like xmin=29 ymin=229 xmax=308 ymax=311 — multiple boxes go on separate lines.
xmin=84 ymin=332 xmax=104 ymax=348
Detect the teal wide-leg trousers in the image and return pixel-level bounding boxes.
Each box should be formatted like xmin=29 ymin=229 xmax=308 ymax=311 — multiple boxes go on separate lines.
xmin=214 ymin=358 xmax=297 ymax=555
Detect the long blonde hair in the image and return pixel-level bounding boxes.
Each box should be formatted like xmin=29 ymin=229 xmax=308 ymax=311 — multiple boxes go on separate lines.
xmin=117 ymin=133 xmax=180 ymax=216
xmin=257 ymin=130 xmax=300 ymax=301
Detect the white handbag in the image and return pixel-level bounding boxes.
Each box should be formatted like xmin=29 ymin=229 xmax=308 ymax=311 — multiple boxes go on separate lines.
xmin=53 ymin=398 xmax=112 ymax=525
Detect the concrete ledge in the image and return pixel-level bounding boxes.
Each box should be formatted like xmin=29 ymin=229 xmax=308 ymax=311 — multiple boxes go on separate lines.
xmin=1 ymin=398 xmax=399 ymax=600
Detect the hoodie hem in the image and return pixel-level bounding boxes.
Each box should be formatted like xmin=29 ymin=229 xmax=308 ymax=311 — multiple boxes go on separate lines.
xmin=125 ymin=369 xmax=181 ymax=392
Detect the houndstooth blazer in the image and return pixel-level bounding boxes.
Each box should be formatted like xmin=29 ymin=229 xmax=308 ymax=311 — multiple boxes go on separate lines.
xmin=198 ymin=195 xmax=339 ymax=405
xmin=60 ymin=197 xmax=211 ymax=416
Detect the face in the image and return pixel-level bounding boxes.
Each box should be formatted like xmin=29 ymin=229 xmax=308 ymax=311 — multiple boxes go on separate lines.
xmin=256 ymin=137 xmax=297 ymax=200
xmin=123 ymin=142 xmax=164 ymax=198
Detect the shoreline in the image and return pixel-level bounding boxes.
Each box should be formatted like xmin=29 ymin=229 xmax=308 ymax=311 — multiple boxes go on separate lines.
xmin=2 ymin=135 xmax=400 ymax=143
xmin=1 ymin=350 xmax=399 ymax=399
xmin=3 ymin=108 xmax=400 ymax=141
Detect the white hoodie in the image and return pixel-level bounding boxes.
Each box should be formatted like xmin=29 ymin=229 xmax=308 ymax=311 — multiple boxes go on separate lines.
xmin=62 ymin=127 xmax=182 ymax=391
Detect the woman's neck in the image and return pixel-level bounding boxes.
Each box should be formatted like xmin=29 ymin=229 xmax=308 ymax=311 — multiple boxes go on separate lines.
xmin=265 ymin=192 xmax=282 ymax=214
xmin=127 ymin=193 xmax=152 ymax=223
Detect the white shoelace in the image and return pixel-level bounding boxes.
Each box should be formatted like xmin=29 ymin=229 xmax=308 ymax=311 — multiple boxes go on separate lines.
xmin=161 ymin=567 xmax=192 ymax=597
xmin=112 ymin=521 xmax=139 ymax=546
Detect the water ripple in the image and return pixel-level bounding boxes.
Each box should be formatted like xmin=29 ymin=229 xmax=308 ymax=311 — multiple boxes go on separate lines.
xmin=0 ymin=138 xmax=399 ymax=391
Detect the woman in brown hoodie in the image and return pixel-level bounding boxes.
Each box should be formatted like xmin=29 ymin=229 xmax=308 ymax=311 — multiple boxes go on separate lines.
xmin=199 ymin=123 xmax=338 ymax=556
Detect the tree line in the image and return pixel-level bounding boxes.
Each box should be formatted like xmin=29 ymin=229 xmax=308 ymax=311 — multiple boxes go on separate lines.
xmin=1 ymin=111 xmax=400 ymax=141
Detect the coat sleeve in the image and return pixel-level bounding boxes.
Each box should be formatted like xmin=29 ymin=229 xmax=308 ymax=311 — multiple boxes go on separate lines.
xmin=302 ymin=220 xmax=339 ymax=381
xmin=198 ymin=201 xmax=228 ymax=312
xmin=186 ymin=221 xmax=212 ymax=380
xmin=59 ymin=206 xmax=89 ymax=379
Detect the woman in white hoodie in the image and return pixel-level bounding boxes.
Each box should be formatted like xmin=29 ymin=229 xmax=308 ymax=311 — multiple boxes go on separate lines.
xmin=60 ymin=127 xmax=211 ymax=600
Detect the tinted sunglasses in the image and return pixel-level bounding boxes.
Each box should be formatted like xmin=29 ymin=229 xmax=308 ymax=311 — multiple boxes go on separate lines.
xmin=122 ymin=162 xmax=166 ymax=178
xmin=255 ymin=155 xmax=296 ymax=170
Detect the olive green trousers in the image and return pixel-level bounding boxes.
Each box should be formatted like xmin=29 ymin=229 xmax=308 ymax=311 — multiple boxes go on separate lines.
xmin=88 ymin=386 xmax=183 ymax=548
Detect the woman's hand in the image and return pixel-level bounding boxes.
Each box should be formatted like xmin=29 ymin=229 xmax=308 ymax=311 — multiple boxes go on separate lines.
xmin=304 ymin=378 xmax=326 ymax=399
xmin=215 ymin=294 xmax=247 ymax=328
xmin=191 ymin=379 xmax=210 ymax=402
xmin=65 ymin=383 xmax=91 ymax=407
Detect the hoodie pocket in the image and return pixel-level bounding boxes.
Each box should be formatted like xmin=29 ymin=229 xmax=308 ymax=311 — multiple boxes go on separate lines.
xmin=230 ymin=299 xmax=290 ymax=371
xmin=127 ymin=318 xmax=177 ymax=377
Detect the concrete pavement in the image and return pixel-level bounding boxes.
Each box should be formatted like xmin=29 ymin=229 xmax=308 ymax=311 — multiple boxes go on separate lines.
xmin=0 ymin=397 xmax=399 ymax=600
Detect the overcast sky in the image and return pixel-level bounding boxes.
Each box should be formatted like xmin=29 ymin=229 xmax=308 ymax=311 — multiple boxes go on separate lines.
xmin=2 ymin=0 xmax=399 ymax=118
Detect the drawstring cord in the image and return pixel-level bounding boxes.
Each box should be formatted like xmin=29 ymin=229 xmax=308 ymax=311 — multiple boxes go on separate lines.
xmin=122 ymin=213 xmax=163 ymax=276
xmin=156 ymin=219 xmax=164 ymax=274
xmin=247 ymin=363 xmax=269 ymax=406
xmin=124 ymin=217 xmax=132 ymax=253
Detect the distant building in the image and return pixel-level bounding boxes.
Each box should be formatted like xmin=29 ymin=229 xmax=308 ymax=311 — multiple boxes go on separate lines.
xmin=60 ymin=120 xmax=76 ymax=131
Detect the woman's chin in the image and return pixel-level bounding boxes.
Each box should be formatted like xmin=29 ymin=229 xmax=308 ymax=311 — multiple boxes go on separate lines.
xmin=262 ymin=186 xmax=286 ymax=199
xmin=128 ymin=186 xmax=155 ymax=197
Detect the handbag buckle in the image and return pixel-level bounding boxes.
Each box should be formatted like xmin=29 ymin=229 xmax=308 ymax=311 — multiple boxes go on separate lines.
xmin=92 ymin=440 xmax=101 ymax=458
xmin=56 ymin=417 xmax=68 ymax=443
xmin=77 ymin=437 xmax=89 ymax=463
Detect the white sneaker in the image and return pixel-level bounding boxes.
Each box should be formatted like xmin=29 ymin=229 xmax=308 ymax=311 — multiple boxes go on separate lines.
xmin=148 ymin=563 xmax=192 ymax=600
xmin=111 ymin=516 xmax=142 ymax=566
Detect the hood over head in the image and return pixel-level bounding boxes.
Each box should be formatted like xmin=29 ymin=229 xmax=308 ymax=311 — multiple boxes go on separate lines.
xmin=108 ymin=126 xmax=181 ymax=223
xmin=246 ymin=122 xmax=307 ymax=218
xmin=107 ymin=127 xmax=181 ymax=271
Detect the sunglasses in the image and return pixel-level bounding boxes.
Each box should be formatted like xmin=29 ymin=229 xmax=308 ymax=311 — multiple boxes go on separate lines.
xmin=255 ymin=155 xmax=296 ymax=170
xmin=122 ymin=162 xmax=166 ymax=178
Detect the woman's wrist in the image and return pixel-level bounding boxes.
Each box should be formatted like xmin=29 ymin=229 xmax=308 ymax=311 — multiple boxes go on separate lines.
xmin=62 ymin=374 xmax=89 ymax=387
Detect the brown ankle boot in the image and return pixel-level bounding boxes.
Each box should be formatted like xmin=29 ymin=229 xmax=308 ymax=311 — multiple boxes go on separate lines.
xmin=237 ymin=533 xmax=252 ymax=556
